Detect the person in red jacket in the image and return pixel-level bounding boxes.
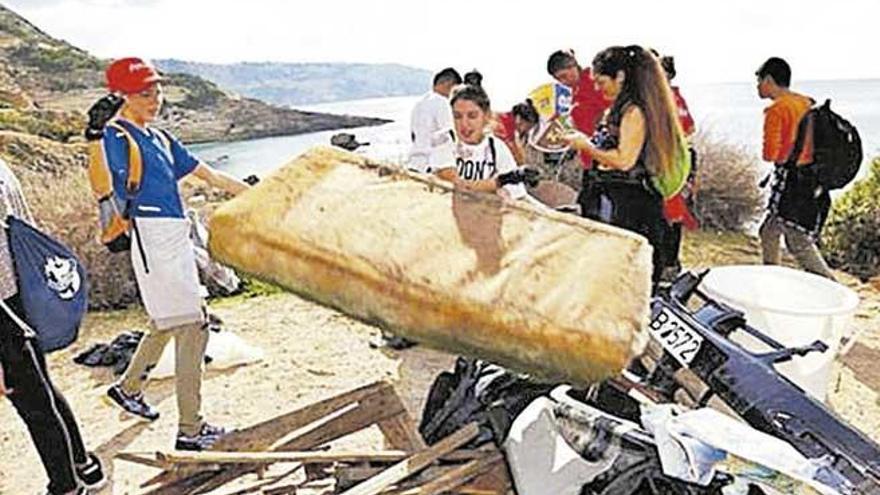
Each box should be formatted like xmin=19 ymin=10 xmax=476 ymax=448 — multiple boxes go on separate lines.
xmin=546 ymin=49 xmax=610 ymax=169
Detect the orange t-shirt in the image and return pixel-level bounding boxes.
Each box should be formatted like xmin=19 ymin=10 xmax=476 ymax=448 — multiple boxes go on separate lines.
xmin=763 ymin=92 xmax=813 ymax=165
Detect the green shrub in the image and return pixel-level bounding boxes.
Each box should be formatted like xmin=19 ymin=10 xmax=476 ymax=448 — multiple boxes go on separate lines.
xmin=821 ymin=158 xmax=880 ymax=280
xmin=692 ymin=132 xmax=764 ymax=231
xmin=9 ymin=43 xmax=100 ymax=73
xmin=164 ymin=73 xmax=224 ymax=110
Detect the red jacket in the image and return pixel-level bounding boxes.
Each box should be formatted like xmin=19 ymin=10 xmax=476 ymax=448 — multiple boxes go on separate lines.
xmin=494 ymin=111 xmax=516 ymax=146
xmin=671 ymin=86 xmax=696 ymax=136
xmin=571 ymin=69 xmax=610 ymax=168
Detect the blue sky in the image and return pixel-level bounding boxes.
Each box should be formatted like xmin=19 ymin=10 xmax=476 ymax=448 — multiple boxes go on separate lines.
xmin=5 ymin=0 xmax=878 ymax=106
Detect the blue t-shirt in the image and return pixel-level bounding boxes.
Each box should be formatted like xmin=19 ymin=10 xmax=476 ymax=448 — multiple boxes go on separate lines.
xmin=102 ymin=119 xmax=199 ymax=219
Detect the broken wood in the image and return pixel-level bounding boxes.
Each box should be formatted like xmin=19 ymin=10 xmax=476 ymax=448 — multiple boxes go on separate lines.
xmin=339 ymin=423 xmax=480 ymax=495
xmin=156 ymin=450 xmax=418 ymax=466
xmin=215 ymin=381 xmax=393 ymax=452
xmin=139 ymin=381 xmax=401 ymax=494
xmin=134 ymin=448 xmax=489 ymax=469
xmin=115 ymin=451 xmax=166 ymax=469
xmin=130 ymin=383 xmax=507 ymax=495
xmin=393 ymin=450 xmax=504 ymax=495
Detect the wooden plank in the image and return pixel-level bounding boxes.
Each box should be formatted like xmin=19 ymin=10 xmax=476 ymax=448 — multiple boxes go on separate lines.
xmin=158 ymin=450 xmax=412 ymax=465
xmin=141 ymin=381 xmax=394 ymax=494
xmin=374 ymin=385 xmax=426 ymax=452
xmin=137 ymin=462 xmax=223 ymax=489
xmin=393 ymin=451 xmax=503 ymax=495
xmin=140 ymin=470 xmax=221 ymax=495
xmin=263 ymin=484 xmax=299 ymax=495
xmin=275 ymin=388 xmax=405 ymax=451
xmin=177 ymin=388 xmax=408 ymax=495
xmin=115 ymin=451 xmax=166 ymax=469
xmin=339 ymin=423 xmax=480 ymax=495
xmin=459 ymin=462 xmax=512 ymax=495
xmin=213 ymin=381 xmax=393 ymax=452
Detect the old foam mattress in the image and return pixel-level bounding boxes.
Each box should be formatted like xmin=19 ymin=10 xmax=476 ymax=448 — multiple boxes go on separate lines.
xmin=208 ymin=147 xmax=651 ymax=384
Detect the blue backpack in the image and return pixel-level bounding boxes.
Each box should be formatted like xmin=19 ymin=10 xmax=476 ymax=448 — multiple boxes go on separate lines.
xmin=5 ymin=216 xmax=88 ymax=352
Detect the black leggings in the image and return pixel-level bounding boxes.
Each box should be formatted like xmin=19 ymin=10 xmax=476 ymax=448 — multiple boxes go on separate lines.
xmin=578 ymin=181 xmax=666 ymax=283
xmin=1 ymin=295 xmax=87 ymax=494
xmin=659 ymin=220 xmax=682 ymax=271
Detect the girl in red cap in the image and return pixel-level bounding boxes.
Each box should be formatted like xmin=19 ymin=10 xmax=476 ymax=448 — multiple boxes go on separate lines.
xmin=86 ymin=57 xmax=250 ymax=451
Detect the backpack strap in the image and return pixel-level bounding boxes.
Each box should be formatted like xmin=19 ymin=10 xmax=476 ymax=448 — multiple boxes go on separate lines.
xmin=106 ymin=120 xmax=145 ymax=196
xmin=488 ymin=136 xmax=497 ymax=164
xmin=783 ymin=103 xmax=816 ymax=168
xmin=86 ymin=140 xmax=114 ymax=201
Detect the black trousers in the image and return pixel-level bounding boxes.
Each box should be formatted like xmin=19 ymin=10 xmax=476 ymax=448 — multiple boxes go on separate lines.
xmin=659 ymin=220 xmax=683 ymax=271
xmin=1 ymin=294 xmax=87 ymax=494
xmin=579 ymin=180 xmax=665 ymax=283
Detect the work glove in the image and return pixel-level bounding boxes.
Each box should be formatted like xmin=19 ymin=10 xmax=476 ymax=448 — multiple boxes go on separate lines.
xmin=496 ymin=167 xmax=540 ymax=188
xmin=84 ymin=94 xmax=124 ymax=141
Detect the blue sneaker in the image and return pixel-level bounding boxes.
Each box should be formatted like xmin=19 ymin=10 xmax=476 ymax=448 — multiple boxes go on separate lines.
xmin=106 ymin=384 xmax=159 ymax=421
xmin=175 ymin=423 xmax=228 ymax=451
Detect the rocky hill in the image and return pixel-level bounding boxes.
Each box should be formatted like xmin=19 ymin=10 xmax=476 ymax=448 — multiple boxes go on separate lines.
xmin=156 ymin=59 xmax=431 ymax=106
xmin=0 ymin=4 xmax=387 ymax=144
xmin=0 ymin=3 xmax=387 ymax=308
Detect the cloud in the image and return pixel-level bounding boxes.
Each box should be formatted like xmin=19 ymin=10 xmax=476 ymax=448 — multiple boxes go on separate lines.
xmin=4 ymin=0 xmax=879 ymax=108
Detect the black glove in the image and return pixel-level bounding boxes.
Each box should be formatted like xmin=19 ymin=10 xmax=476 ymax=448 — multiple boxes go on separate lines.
xmin=243 ymin=174 xmax=260 ymax=186
xmin=84 ymin=94 xmax=124 ymax=141
xmin=496 ymin=167 xmax=540 ymax=188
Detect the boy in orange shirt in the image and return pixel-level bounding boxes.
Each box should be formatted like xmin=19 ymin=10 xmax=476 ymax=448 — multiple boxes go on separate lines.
xmin=756 ymin=57 xmax=835 ymax=280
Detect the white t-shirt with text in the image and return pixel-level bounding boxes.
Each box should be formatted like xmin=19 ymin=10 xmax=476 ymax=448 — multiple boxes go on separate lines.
xmin=428 ymin=136 xmax=526 ymax=199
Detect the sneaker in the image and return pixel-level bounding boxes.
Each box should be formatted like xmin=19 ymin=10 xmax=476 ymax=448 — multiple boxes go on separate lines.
xmin=76 ymin=452 xmax=107 ymax=491
xmin=106 ymin=384 xmax=159 ymax=420
xmin=175 ymin=423 xmax=228 ymax=451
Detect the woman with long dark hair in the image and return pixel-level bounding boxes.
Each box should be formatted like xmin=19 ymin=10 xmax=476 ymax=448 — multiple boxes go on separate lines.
xmin=564 ymin=45 xmax=690 ymax=283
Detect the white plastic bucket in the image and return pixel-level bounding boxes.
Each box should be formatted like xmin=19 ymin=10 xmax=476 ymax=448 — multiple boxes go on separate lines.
xmin=701 ymin=265 xmax=859 ymax=401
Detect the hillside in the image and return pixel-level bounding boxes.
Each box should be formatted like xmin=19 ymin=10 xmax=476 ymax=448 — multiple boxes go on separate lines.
xmin=0 ymin=3 xmax=391 ymax=309
xmin=0 ymin=4 xmax=387 ymax=144
xmin=156 ymin=59 xmax=431 ymax=106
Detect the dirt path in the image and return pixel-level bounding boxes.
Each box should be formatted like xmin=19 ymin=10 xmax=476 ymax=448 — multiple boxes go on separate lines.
xmin=0 ymin=232 xmax=878 ymax=494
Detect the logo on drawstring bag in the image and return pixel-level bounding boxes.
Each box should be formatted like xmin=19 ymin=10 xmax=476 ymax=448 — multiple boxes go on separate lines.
xmin=44 ymin=255 xmax=82 ymax=300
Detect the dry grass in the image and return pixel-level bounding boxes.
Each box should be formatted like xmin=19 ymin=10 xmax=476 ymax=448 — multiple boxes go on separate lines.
xmin=692 ymin=131 xmax=765 ymax=231
xmin=0 ymin=131 xmax=139 ymax=308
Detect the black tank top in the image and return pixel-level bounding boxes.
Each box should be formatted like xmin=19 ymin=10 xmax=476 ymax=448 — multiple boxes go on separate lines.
xmin=587 ymin=100 xmax=649 ymax=186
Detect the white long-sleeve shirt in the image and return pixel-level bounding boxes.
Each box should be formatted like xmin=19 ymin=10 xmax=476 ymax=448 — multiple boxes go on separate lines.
xmin=0 ymin=158 xmax=35 ymax=300
xmin=407 ymin=91 xmax=454 ymax=171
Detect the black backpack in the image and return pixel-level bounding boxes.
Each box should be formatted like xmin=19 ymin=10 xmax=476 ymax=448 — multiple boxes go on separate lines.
xmin=787 ymin=99 xmax=862 ymax=190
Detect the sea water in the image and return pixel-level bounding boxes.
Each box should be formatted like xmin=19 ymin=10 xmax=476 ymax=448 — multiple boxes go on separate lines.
xmin=192 ymin=79 xmax=880 ymax=181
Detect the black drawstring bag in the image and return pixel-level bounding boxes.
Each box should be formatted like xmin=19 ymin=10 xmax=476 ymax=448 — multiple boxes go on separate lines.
xmin=6 ymin=216 xmax=88 ymax=352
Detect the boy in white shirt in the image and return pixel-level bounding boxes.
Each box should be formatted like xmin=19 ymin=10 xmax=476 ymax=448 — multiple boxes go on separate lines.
xmin=407 ymin=68 xmax=462 ymax=171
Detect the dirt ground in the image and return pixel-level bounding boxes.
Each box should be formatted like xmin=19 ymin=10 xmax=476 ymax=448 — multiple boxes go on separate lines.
xmin=1 ymin=231 xmax=879 ymax=494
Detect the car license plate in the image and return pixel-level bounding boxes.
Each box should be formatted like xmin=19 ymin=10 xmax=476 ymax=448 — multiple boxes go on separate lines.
xmin=648 ymin=307 xmax=703 ymax=366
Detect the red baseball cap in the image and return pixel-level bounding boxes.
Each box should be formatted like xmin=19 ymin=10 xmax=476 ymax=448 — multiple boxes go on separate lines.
xmin=105 ymin=57 xmax=163 ymax=94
